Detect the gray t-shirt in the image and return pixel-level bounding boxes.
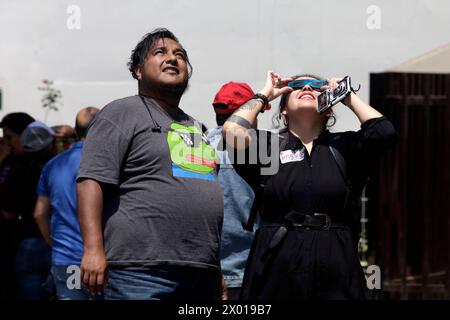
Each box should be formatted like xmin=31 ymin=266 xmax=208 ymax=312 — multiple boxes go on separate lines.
xmin=77 ymin=96 xmax=223 ymax=270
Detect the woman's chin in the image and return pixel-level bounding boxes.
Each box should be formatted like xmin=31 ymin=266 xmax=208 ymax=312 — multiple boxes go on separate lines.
xmin=293 ymin=104 xmax=318 ymax=113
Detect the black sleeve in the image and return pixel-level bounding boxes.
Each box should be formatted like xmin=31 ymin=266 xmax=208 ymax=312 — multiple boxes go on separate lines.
xmin=1 ymin=155 xmax=47 ymax=220
xmin=353 ymin=116 xmax=399 ymax=156
xmin=347 ymin=116 xmax=399 ymax=191
xmin=1 ymin=164 xmax=35 ymax=216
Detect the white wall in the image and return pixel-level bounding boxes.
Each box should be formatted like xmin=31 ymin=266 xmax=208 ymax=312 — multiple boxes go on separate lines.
xmin=1 ymin=0 xmax=449 ymax=131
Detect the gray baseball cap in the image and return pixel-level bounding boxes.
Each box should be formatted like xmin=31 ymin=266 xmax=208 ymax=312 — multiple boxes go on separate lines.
xmin=20 ymin=120 xmax=55 ymax=152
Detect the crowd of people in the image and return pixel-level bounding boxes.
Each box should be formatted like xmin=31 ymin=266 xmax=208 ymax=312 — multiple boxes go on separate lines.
xmin=0 ymin=28 xmax=397 ymax=300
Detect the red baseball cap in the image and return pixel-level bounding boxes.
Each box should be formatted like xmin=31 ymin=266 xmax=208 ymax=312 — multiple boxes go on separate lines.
xmin=212 ymin=82 xmax=255 ymax=115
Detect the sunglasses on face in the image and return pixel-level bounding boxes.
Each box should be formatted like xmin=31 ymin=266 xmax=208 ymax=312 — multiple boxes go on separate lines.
xmin=287 ymin=79 xmax=329 ymax=91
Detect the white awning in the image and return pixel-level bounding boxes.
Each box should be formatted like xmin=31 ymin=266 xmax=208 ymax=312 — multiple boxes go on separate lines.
xmin=388 ymin=42 xmax=450 ymax=74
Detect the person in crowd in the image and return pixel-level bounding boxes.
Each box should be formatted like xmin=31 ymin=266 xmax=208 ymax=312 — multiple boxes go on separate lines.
xmin=0 ymin=133 xmax=14 ymax=299
xmin=51 ymin=124 xmax=76 ymax=154
xmin=0 ymin=113 xmax=54 ymax=300
xmin=223 ymin=71 xmax=398 ymax=299
xmin=34 ymin=107 xmax=99 ymax=300
xmin=207 ymin=82 xmax=259 ymax=300
xmin=76 ymin=28 xmax=224 ymax=300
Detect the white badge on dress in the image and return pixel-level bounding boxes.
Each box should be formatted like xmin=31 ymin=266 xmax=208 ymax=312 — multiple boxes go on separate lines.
xmin=280 ymin=148 xmax=305 ymax=164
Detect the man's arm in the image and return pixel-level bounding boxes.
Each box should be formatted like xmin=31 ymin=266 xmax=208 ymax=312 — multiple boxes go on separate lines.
xmin=33 ymin=196 xmax=52 ymax=246
xmin=220 ymin=275 xmax=228 ymax=300
xmin=77 ymin=178 xmax=108 ymax=295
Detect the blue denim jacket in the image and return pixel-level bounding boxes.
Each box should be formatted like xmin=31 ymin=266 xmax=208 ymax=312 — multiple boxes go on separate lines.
xmin=207 ymin=126 xmax=257 ymax=288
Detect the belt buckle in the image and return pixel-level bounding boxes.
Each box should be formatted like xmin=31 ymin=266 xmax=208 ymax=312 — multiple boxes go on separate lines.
xmin=314 ymin=213 xmax=331 ymax=230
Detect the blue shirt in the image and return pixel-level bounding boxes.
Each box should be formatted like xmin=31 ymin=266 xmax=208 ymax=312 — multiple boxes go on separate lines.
xmin=36 ymin=141 xmax=84 ymax=266
xmin=207 ymin=126 xmax=257 ymax=288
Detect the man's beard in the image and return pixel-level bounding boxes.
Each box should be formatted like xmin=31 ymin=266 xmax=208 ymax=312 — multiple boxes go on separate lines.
xmin=142 ymin=75 xmax=189 ymax=98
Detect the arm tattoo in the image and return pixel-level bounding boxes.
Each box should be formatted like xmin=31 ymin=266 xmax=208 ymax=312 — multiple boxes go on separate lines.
xmin=227 ymin=115 xmax=252 ymax=129
xmin=236 ymin=98 xmax=262 ymax=112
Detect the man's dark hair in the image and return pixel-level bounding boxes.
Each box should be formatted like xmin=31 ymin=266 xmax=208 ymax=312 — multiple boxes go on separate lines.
xmin=0 ymin=112 xmax=35 ymax=135
xmin=75 ymin=107 xmax=99 ymax=139
xmin=127 ymin=28 xmax=193 ymax=80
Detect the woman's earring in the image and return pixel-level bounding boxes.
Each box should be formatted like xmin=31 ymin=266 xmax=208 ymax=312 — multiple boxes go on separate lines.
xmin=283 ymin=115 xmax=288 ymax=127
xmin=326 ymin=112 xmax=336 ymax=127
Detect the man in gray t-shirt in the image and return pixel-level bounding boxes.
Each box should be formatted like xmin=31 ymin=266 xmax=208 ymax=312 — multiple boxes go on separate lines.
xmin=76 ymin=28 xmax=224 ymax=300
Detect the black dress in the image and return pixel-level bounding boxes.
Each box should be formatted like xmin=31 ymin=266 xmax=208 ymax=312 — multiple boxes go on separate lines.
xmin=233 ymin=117 xmax=398 ymax=299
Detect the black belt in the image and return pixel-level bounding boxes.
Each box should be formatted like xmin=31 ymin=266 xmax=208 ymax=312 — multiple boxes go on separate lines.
xmin=286 ymin=211 xmax=332 ymax=229
xmin=260 ymin=211 xmax=351 ymax=250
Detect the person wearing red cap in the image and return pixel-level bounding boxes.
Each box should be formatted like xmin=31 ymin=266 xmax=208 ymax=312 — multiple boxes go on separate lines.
xmin=208 ymin=82 xmax=259 ymax=300
xmin=212 ymin=82 xmax=255 ymax=126
xmin=222 ymin=71 xmax=397 ymax=299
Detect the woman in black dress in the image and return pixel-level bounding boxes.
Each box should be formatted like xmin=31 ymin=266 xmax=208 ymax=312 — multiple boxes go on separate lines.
xmin=222 ymin=71 xmax=397 ymax=299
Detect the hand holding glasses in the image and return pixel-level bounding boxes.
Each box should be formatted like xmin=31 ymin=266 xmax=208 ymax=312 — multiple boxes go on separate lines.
xmin=287 ymin=77 xmax=360 ymax=114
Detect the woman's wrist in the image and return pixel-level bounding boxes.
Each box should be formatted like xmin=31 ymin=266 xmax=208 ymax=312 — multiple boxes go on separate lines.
xmin=343 ymin=92 xmax=357 ymax=109
xmin=253 ymin=91 xmax=271 ymax=113
xmin=258 ymin=89 xmax=271 ymax=99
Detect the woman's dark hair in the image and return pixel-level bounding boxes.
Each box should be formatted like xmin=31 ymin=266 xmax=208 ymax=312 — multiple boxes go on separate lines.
xmin=127 ymin=28 xmax=193 ymax=79
xmin=272 ymin=73 xmax=336 ymax=129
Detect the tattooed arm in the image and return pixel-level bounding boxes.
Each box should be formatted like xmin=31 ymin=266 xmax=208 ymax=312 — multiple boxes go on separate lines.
xmin=223 ymin=70 xmax=293 ymax=149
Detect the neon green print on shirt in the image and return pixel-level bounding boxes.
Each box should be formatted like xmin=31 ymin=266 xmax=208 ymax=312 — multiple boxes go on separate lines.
xmin=167 ymin=123 xmax=217 ymax=177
